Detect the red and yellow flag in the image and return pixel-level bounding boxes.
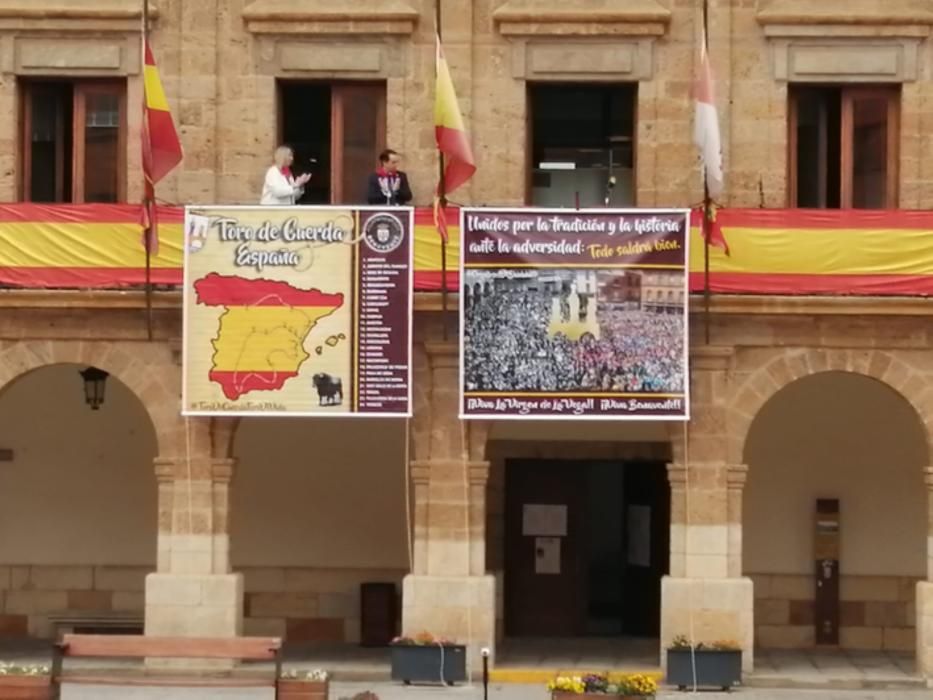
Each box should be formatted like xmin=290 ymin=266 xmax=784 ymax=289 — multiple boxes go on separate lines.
xmin=434 ymin=35 xmax=475 ymax=243
xmin=143 ymin=42 xmax=183 ymax=187
xmin=141 ymin=41 xmax=182 ymax=255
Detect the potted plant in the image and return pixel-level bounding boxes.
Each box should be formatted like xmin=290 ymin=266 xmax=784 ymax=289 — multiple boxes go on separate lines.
xmin=389 ymin=632 xmax=466 ymax=685
xmin=278 ymin=669 xmax=329 ymax=699
xmin=0 ymin=662 xmax=52 ymax=699
xmin=547 ymin=672 xmax=657 ymax=699
xmin=666 ymin=636 xmax=742 ymax=691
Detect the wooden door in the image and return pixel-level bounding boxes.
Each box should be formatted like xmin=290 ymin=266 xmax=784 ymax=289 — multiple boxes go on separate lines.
xmin=73 ymin=82 xmax=126 ymax=203
xmin=841 ymin=88 xmax=898 ymax=209
xmin=330 ymin=83 xmax=386 ymax=204
xmin=505 ymin=459 xmax=586 ymax=636
xmin=21 ymin=82 xmax=71 ymax=202
xmin=622 ymin=461 xmax=670 ymax=637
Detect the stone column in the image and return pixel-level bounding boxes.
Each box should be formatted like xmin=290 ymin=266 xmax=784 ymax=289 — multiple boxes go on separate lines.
xmin=727 ymin=464 xmax=749 ymax=578
xmin=915 ymin=466 xmax=933 ymax=678
xmin=403 ymin=341 xmax=495 ymax=672
xmin=661 ymin=347 xmax=754 ymax=672
xmin=145 ymin=419 xmax=243 ymax=639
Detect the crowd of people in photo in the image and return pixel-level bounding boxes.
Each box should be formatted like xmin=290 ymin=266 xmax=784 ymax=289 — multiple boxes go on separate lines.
xmin=463 ymin=288 xmax=685 ymax=393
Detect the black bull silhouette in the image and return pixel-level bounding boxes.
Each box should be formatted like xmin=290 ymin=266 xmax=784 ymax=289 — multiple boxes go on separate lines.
xmin=312 ymin=373 xmax=343 ymax=406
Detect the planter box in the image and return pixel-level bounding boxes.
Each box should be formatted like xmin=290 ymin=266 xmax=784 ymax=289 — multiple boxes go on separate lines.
xmin=390 ymin=644 xmax=466 ymax=685
xmin=277 ymin=678 xmax=329 ymax=700
xmin=0 ymin=676 xmax=52 ymax=700
xmin=666 ymin=648 xmax=742 ymax=690
xmin=552 ymin=694 xmax=652 ymax=700
xmin=552 ymin=694 xmax=650 ymax=699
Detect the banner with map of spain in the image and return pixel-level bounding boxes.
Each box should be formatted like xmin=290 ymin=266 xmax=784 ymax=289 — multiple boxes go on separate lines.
xmin=182 ymin=206 xmax=413 ymax=417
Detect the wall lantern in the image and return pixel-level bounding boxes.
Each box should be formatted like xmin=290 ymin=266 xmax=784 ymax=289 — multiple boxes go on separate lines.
xmin=79 ymin=367 xmax=109 ymax=410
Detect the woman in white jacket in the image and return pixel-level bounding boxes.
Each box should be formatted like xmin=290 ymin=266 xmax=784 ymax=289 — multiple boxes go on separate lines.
xmin=260 ymin=145 xmax=311 ymax=205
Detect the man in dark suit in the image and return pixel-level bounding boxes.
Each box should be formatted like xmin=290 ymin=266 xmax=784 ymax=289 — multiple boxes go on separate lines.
xmin=367 ymin=149 xmax=413 ymax=206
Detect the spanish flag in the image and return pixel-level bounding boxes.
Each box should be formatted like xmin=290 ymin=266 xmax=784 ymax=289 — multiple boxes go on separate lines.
xmin=434 ymin=35 xmax=475 ymax=242
xmin=193 ymin=274 xmax=344 ymax=401
xmin=143 ymin=42 xmax=183 ymax=187
xmin=142 ymin=41 xmax=183 ymax=255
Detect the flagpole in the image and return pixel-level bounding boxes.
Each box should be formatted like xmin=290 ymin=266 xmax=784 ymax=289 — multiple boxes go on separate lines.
xmin=701 ymin=0 xmax=711 ymax=346
xmin=435 ymin=0 xmax=450 ymax=342
xmin=143 ymin=0 xmax=154 ymax=342
xmin=703 ymin=182 xmax=711 ymax=345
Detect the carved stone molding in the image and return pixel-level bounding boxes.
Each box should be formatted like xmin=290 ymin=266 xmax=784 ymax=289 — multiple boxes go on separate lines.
xmin=0 ymin=0 xmax=155 ymax=75
xmin=726 ymin=464 xmax=749 ymax=491
xmin=757 ymin=0 xmax=933 ymax=33
xmin=512 ymin=38 xmax=656 ymax=81
xmin=254 ymin=37 xmax=406 ymax=79
xmin=757 ymin=0 xmax=931 ymax=83
xmin=691 ymin=345 xmax=735 ymax=372
xmin=493 ymin=0 xmax=670 ymax=37
xmin=0 ymin=0 xmax=159 ymax=33
xmin=243 ymin=0 xmax=418 ymax=35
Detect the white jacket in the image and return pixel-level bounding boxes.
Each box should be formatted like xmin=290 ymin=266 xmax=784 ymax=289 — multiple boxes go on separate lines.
xmin=260 ymin=166 xmax=304 ymax=205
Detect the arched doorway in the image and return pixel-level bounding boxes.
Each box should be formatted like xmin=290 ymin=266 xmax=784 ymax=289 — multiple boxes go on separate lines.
xmin=0 ymin=363 xmax=157 ymax=639
xmin=743 ymin=371 xmax=926 ymax=660
xmin=230 ymin=417 xmax=409 ymax=644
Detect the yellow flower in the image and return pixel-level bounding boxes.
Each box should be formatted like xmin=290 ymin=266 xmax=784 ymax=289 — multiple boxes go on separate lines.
xmin=547 ymin=675 xmax=586 ymax=693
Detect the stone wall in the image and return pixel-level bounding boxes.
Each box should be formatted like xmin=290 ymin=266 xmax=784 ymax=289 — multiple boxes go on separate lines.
xmin=239 ymin=566 xmax=406 ymax=643
xmin=1 ymin=1 xmax=932 ymax=209
xmin=0 ymin=565 xmax=148 ymax=638
xmin=752 ymin=573 xmax=919 ymax=652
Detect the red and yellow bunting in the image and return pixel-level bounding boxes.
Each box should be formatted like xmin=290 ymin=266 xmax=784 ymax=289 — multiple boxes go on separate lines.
xmin=0 ymin=204 xmax=183 ymax=287
xmin=2 ymin=205 xmax=933 ymax=296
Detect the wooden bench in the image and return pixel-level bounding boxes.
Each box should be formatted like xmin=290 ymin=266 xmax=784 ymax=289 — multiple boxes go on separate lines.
xmin=51 ymin=634 xmax=282 ymax=699
xmin=47 ymin=611 xmax=144 ymax=636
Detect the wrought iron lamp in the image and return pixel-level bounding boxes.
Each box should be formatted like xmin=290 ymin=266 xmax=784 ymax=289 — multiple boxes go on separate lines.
xmin=79 ymin=367 xmax=109 ymax=410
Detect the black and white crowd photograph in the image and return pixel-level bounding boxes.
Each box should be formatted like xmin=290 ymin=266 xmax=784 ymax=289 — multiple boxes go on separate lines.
xmin=462 ymin=268 xmax=686 ymax=395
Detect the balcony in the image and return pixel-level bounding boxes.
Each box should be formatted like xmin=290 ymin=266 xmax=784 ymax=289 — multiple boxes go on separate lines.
xmin=0 ymin=204 xmax=932 ymax=299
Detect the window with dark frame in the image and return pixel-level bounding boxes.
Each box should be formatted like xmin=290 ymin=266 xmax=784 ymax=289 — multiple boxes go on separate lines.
xmin=20 ymin=80 xmax=126 ymax=204
xmin=789 ymin=85 xmax=899 ymax=209
xmin=278 ymin=81 xmax=386 ymax=205
xmin=529 ymin=83 xmax=637 ymax=207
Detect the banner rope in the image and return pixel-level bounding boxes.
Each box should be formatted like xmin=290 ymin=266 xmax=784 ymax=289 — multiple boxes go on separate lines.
xmin=684 ymin=420 xmax=698 ymax=693
xmin=184 ymin=416 xmax=194 ymax=541
xmin=460 ymin=418 xmax=475 ymax=687
xmin=404 ymin=417 xmax=414 ymax=573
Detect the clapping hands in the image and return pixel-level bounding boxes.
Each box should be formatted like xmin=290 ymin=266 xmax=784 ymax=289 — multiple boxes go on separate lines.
xmin=296 ymin=173 xmax=312 ymax=186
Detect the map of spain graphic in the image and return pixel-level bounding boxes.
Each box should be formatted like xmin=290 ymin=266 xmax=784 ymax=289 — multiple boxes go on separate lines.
xmin=193 ymin=273 xmax=344 ymax=400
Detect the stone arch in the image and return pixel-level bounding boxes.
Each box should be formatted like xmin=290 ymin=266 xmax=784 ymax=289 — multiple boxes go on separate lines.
xmin=727 ymin=349 xmax=933 ymax=466
xmin=212 ymin=416 xmax=241 ymax=459
xmin=0 ymin=340 xmax=177 ymax=455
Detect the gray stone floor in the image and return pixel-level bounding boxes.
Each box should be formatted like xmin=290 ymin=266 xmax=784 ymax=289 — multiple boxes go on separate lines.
xmin=750 ymin=649 xmax=919 ymax=689
xmin=6 ymin=638 xmax=927 ymax=697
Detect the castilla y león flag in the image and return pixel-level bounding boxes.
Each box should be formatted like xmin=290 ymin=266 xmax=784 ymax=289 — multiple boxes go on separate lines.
xmin=143 ymin=42 xmax=183 ymax=187
xmin=434 ymin=36 xmax=476 ymax=239
xmin=693 ymin=33 xmax=729 ymax=254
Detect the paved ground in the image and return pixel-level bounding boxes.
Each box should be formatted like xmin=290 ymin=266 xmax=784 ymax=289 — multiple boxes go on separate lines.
xmin=59 ymin=683 xmax=933 ymax=699
xmin=751 ymin=649 xmax=918 ymax=688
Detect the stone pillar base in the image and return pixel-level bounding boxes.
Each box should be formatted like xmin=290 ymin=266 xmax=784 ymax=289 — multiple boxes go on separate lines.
xmin=660 ymin=576 xmax=754 ymax=673
xmin=402 ymin=574 xmax=496 ymax=673
xmin=916 ymin=581 xmax=933 ymax=678
xmin=145 ymin=573 xmax=243 ymax=636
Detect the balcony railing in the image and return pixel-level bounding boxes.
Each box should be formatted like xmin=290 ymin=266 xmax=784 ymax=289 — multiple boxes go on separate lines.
xmin=1 ymin=204 xmax=932 ymax=296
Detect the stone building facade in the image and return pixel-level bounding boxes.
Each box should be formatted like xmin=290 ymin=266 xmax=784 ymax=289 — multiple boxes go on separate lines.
xmin=2 ymin=0 xmax=933 ymax=681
